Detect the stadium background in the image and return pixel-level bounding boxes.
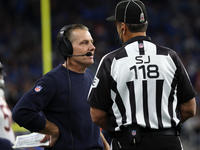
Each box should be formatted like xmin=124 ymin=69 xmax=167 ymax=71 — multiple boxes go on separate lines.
xmin=0 ymin=0 xmax=200 ymax=149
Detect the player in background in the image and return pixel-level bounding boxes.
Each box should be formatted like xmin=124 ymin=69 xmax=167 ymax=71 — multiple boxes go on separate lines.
xmin=0 ymin=62 xmax=15 ymax=150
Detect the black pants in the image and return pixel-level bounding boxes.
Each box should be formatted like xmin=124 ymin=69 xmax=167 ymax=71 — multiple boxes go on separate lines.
xmin=112 ymin=134 xmax=182 ymax=150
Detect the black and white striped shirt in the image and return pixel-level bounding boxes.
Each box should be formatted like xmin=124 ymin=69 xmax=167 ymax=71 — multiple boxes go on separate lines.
xmin=88 ymin=36 xmax=196 ymax=132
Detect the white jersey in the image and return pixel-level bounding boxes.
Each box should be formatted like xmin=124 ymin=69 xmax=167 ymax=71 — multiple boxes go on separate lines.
xmin=0 ymin=89 xmax=15 ymax=144
xmin=88 ymin=36 xmax=196 ymax=132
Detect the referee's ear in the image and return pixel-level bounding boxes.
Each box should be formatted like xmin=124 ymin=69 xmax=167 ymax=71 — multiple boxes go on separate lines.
xmin=121 ymin=22 xmax=126 ymax=33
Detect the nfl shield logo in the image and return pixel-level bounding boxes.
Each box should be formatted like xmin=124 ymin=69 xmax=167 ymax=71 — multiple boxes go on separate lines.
xmin=140 ymin=13 xmax=145 ymax=22
xmin=132 ymin=130 xmax=136 ymax=136
xmin=34 ymin=85 xmax=42 ymax=92
xmin=139 ymin=43 xmax=144 ymax=48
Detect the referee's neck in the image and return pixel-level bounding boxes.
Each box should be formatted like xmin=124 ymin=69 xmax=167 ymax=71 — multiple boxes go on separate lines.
xmin=124 ymin=32 xmax=146 ymax=42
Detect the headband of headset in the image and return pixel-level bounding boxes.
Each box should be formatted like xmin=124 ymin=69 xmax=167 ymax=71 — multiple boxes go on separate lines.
xmin=57 ymin=25 xmax=74 ymax=59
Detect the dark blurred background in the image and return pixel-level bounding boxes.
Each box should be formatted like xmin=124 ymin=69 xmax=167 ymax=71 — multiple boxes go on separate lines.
xmin=0 ymin=0 xmax=200 ymax=149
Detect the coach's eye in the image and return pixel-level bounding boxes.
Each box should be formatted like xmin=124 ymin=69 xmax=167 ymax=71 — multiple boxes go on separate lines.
xmin=81 ymin=40 xmax=89 ymax=45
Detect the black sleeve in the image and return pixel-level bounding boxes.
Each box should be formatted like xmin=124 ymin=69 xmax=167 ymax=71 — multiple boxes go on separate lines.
xmin=88 ymin=56 xmax=113 ymax=111
xmin=171 ymin=51 xmax=197 ymax=104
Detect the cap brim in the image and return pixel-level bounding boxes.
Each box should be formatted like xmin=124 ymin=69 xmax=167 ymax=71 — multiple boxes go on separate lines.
xmin=106 ymin=15 xmax=116 ymax=21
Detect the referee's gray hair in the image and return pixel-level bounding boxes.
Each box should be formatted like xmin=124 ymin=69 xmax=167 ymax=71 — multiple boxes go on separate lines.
xmin=125 ymin=21 xmax=148 ymax=32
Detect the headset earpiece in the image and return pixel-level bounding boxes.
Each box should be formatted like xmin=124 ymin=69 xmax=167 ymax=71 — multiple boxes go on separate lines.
xmin=57 ymin=25 xmax=73 ymax=59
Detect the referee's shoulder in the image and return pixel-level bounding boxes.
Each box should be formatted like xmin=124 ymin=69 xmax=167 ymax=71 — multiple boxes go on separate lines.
xmin=156 ymin=44 xmax=178 ymax=56
xmin=106 ymin=46 xmax=126 ymax=60
xmin=101 ymin=47 xmax=122 ymax=61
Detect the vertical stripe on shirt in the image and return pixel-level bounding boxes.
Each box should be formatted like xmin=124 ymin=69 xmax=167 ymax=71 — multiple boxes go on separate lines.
xmin=138 ymin=40 xmax=145 ymax=55
xmin=127 ymin=81 xmax=137 ymax=124
xmin=168 ymin=71 xmax=178 ymax=127
xmin=143 ymin=80 xmax=150 ymax=128
xmin=156 ymin=80 xmax=164 ymax=128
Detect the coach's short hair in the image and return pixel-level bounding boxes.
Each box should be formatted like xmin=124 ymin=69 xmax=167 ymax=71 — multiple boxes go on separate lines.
xmin=65 ymin=24 xmax=88 ymax=43
xmin=57 ymin=24 xmax=88 ymax=43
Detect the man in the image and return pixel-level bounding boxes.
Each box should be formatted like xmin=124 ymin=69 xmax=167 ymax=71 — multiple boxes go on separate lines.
xmin=88 ymin=1 xmax=196 ymax=150
xmin=12 ymin=24 xmax=109 ymax=150
xmin=0 ymin=62 xmax=15 ymax=150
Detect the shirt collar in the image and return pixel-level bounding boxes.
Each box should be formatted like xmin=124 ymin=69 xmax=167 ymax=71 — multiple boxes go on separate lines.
xmin=123 ymin=36 xmax=151 ymax=46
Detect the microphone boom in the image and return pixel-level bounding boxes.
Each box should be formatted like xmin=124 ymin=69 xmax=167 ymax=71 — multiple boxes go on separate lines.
xmin=85 ymin=52 xmax=92 ymax=56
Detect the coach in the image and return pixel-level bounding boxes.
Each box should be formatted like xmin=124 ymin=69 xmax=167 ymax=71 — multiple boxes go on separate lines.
xmin=12 ymin=24 xmax=109 ymax=150
xmin=88 ymin=0 xmax=196 ymax=150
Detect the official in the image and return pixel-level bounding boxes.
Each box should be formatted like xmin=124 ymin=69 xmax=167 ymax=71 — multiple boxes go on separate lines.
xmin=88 ymin=1 xmax=196 ymax=150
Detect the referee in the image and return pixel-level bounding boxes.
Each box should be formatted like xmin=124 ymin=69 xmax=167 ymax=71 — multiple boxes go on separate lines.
xmin=88 ymin=0 xmax=196 ymax=150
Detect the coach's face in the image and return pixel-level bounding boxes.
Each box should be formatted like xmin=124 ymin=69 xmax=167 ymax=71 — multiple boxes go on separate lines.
xmin=71 ymin=29 xmax=95 ymax=68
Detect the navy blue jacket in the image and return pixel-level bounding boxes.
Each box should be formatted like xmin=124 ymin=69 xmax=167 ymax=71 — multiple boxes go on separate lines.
xmin=0 ymin=138 xmax=13 ymax=150
xmin=12 ymin=64 xmax=103 ymax=150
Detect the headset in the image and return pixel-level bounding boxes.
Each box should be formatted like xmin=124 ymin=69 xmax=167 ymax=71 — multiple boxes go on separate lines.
xmin=57 ymin=25 xmax=75 ymax=149
xmin=57 ymin=25 xmax=74 ymax=59
xmin=57 ymin=25 xmax=92 ymax=60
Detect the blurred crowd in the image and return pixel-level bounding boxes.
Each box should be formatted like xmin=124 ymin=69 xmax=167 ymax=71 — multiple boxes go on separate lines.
xmin=0 ymin=0 xmax=200 ymax=149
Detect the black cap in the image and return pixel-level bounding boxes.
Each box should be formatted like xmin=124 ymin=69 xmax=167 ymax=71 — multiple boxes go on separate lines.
xmin=106 ymin=0 xmax=147 ymax=24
